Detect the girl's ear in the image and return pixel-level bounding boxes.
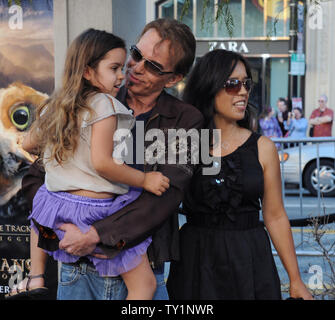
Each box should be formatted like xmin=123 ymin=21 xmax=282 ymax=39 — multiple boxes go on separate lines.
xmin=83 ymin=66 xmax=93 ymax=81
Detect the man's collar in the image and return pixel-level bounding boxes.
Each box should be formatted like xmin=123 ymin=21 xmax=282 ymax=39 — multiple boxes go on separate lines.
xmin=117 ymin=86 xmax=177 ymax=119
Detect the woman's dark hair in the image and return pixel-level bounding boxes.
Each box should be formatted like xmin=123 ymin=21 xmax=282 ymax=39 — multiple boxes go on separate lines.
xmin=278 ymin=97 xmax=292 ymax=112
xmin=278 ymin=97 xmax=287 ymax=105
xmin=183 ymin=49 xmax=256 ymax=130
xmin=293 ymin=107 xmax=304 ymax=117
xmin=259 ymin=105 xmax=273 ymax=119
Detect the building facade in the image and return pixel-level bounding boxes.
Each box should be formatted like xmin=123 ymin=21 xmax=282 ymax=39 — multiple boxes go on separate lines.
xmin=53 ymin=0 xmax=335 ymax=134
xmin=153 ymin=0 xmax=291 ymax=112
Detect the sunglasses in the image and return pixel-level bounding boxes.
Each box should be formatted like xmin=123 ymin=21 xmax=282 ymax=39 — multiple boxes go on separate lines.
xmin=129 ymin=45 xmax=174 ymax=76
xmin=224 ymin=78 xmax=253 ymax=95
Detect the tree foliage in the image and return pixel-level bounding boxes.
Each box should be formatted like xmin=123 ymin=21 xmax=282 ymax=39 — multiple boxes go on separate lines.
xmin=180 ymin=0 xmax=330 ymax=38
xmin=180 ymin=0 xmax=235 ymax=37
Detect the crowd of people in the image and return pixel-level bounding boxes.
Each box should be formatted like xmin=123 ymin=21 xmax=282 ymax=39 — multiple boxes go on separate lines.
xmin=5 ymin=17 xmax=324 ymax=301
xmin=258 ymin=95 xmax=333 ymax=146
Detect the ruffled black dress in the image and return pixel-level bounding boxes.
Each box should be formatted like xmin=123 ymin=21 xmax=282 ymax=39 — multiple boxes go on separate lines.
xmin=167 ymin=133 xmax=282 ymax=300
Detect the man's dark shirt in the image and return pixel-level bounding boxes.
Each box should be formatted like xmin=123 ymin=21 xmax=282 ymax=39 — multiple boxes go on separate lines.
xmin=119 ymin=92 xmax=152 ymax=172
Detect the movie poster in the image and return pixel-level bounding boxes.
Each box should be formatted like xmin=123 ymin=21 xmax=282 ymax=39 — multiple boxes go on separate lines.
xmin=0 ymin=0 xmax=56 ymax=299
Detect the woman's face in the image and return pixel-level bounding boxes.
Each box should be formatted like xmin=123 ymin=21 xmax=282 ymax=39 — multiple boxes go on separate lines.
xmin=293 ymin=108 xmax=302 ymax=119
xmin=214 ymin=61 xmax=249 ymax=123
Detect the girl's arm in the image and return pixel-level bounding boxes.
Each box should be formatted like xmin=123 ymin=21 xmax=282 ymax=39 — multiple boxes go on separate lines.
xmin=90 ymin=116 xmax=169 ymax=196
xmin=258 ymin=136 xmax=313 ymax=300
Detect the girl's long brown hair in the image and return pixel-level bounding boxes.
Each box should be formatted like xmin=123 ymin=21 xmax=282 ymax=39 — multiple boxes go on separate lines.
xmin=31 ymin=28 xmax=125 ymax=164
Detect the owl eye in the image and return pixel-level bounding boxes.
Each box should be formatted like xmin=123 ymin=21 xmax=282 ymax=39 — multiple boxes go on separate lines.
xmin=10 ymin=105 xmax=31 ymax=131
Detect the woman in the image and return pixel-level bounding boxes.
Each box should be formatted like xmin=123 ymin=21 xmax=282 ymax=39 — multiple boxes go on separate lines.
xmin=259 ymin=106 xmax=282 ymax=149
xmin=167 ymin=49 xmax=313 ymax=300
xmin=284 ymin=107 xmax=308 ymax=139
xmin=259 ymin=106 xmax=282 ymax=138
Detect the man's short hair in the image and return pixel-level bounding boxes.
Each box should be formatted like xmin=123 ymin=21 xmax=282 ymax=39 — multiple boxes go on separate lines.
xmin=140 ymin=18 xmax=196 ymax=77
xmin=319 ymin=94 xmax=328 ymax=103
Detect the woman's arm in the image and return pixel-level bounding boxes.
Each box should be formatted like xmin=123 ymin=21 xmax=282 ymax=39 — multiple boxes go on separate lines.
xmin=258 ymin=136 xmax=313 ymax=299
xmin=91 ymin=116 xmax=169 ymax=195
xmin=283 ymin=119 xmax=292 ymax=132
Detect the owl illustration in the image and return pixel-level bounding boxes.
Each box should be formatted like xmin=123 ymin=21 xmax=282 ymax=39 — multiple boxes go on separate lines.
xmin=0 ymin=82 xmax=48 ymax=214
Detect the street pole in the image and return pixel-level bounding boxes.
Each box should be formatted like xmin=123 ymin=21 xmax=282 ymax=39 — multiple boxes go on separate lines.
xmin=288 ymin=0 xmax=298 ymax=103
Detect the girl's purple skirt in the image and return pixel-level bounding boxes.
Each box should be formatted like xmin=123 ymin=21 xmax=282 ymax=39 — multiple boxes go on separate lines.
xmin=28 ymin=184 xmax=151 ymax=277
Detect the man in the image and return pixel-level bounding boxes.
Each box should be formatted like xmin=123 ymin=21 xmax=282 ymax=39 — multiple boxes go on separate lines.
xmin=309 ymin=94 xmax=333 ymax=137
xmin=27 ymin=18 xmax=203 ymax=300
xmin=276 ymin=97 xmax=290 ymax=136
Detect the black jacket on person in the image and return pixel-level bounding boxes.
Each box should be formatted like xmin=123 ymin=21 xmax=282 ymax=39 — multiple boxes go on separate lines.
xmin=276 ymin=110 xmax=289 ymax=136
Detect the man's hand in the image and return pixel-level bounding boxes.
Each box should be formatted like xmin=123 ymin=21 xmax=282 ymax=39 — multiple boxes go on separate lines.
xmin=58 ymin=224 xmax=100 ymax=256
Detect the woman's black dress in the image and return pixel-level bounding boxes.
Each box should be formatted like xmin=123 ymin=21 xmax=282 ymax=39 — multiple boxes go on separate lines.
xmin=167 ymin=133 xmax=282 ymax=300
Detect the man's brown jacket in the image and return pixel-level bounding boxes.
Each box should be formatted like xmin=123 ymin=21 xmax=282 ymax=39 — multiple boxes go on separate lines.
xmin=22 ymin=87 xmax=204 ymax=268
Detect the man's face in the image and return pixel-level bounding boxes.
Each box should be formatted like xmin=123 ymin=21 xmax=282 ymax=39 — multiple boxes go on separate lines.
xmin=277 ymin=100 xmax=287 ymax=113
xmin=318 ymin=98 xmax=326 ymax=111
xmin=125 ymin=28 xmax=179 ymax=98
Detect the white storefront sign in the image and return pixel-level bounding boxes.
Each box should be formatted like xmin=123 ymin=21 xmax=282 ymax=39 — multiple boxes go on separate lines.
xmin=209 ymin=41 xmax=249 ymax=53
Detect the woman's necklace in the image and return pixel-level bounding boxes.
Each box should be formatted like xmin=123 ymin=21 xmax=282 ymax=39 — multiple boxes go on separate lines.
xmin=221 ymin=127 xmax=238 ymax=151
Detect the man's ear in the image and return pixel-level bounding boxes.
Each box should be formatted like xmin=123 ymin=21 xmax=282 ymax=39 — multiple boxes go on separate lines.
xmin=164 ymin=73 xmax=184 ymax=89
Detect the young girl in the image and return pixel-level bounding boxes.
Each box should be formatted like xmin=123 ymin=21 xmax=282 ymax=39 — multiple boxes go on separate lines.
xmin=6 ymin=28 xmax=169 ymax=300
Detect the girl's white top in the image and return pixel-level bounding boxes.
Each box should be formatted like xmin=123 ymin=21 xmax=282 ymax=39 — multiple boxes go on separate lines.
xmin=44 ymin=93 xmax=135 ymax=194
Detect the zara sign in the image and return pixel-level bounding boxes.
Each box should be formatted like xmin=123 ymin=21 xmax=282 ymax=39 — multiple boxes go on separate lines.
xmin=208 ymin=41 xmax=249 ymax=53
xmin=196 ymin=40 xmax=289 ymax=57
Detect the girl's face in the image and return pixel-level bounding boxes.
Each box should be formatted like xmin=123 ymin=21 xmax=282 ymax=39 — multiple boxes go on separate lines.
xmin=85 ymin=48 xmax=126 ymax=97
xmin=214 ymin=61 xmax=250 ymax=123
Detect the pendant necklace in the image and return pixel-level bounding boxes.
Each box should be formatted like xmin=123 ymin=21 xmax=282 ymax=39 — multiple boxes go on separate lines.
xmin=221 ymin=127 xmax=238 ymax=151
